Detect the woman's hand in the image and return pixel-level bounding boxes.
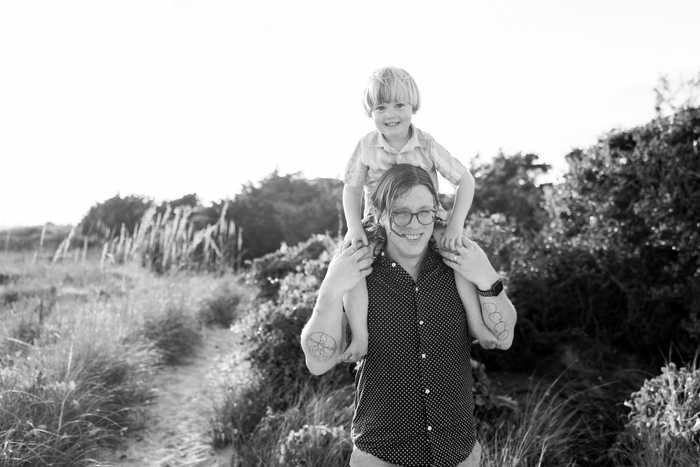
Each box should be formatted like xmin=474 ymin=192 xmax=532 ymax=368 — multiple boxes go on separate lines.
xmin=322 ymin=243 xmax=374 ymax=296
xmin=439 ymin=237 xmax=500 ymax=289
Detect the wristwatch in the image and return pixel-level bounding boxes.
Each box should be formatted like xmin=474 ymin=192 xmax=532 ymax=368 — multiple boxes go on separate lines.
xmin=476 ymin=279 xmax=504 ymax=297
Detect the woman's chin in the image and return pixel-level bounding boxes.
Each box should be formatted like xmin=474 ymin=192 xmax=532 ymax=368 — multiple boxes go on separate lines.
xmin=391 ymin=232 xmax=431 ymax=255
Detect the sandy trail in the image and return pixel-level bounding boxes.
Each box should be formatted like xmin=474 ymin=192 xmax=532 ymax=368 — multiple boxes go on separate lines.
xmin=100 ymin=326 xmax=247 ymax=467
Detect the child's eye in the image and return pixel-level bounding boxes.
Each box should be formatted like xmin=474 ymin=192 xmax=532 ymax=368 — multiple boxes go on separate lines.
xmin=396 ymin=103 xmax=405 ymax=108
xmin=375 ymin=105 xmax=386 ymax=111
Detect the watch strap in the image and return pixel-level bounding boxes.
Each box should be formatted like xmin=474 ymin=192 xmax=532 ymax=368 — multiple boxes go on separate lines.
xmin=477 ymin=279 xmax=503 ymax=297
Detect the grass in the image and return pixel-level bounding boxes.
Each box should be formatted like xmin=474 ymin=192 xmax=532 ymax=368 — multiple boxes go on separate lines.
xmin=0 ymin=251 xmax=246 ymax=466
xmin=479 ymin=378 xmax=582 ymax=467
xmin=142 ymin=305 xmax=202 ymax=365
xmin=197 ymin=282 xmax=248 ymax=328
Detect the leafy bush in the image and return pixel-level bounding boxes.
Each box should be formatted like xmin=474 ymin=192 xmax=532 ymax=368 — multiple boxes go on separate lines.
xmin=624 ymin=362 xmax=700 ymax=443
xmin=226 ymin=383 xmax=354 ymax=467
xmin=211 ymin=373 xmax=278 ymax=448
xmin=142 ymin=306 xmax=201 ymax=365
xmin=610 ymin=362 xmax=700 ymax=465
xmin=248 ymin=234 xmax=336 ymax=300
xmin=555 ymin=107 xmax=700 ymax=360
xmin=241 ymin=270 xmax=354 ymax=411
xmin=278 ymin=424 xmax=352 ymax=467
xmin=197 ymin=285 xmax=243 ymax=328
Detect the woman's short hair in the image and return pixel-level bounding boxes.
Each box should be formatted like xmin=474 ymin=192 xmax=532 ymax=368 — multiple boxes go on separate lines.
xmin=364 ymin=164 xmax=439 ymax=248
xmin=362 ymin=67 xmax=421 ymax=117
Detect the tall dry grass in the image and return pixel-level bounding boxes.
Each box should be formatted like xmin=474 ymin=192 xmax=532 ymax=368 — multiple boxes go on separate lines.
xmin=479 ymin=379 xmax=582 ymax=467
xmin=217 ymin=372 xmax=585 ymax=467
xmin=96 ymin=203 xmax=241 ymax=272
xmin=47 ymin=203 xmax=243 ymax=273
xmin=1 ymin=252 xmax=246 ymax=466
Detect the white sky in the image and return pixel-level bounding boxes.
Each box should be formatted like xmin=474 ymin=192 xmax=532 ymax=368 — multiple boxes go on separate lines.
xmin=1 ymin=0 xmax=699 ymax=227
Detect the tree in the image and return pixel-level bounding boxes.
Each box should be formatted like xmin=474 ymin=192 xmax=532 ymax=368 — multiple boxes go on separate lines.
xmin=654 ymin=71 xmax=700 ymax=117
xmin=230 ymin=171 xmax=343 ymax=260
xmin=79 ymin=194 xmax=152 ymax=238
xmin=548 ymin=105 xmax=700 ymax=358
xmin=155 ymin=193 xmax=199 ymax=216
xmin=469 ymin=152 xmax=551 ymax=234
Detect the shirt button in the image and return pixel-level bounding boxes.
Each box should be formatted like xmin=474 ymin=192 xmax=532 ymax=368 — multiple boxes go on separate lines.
xmin=427 ymin=426 xmax=432 ymax=431
xmin=415 ymin=286 xmax=419 ymax=292
xmin=425 ymin=388 xmax=430 ymax=394
xmin=419 ymin=320 xmax=424 ymax=325
xmin=421 ymin=353 xmax=426 ymax=359
xmin=391 ymin=262 xmax=396 ymax=267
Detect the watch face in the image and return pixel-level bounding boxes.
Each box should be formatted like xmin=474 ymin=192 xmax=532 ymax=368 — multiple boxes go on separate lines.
xmin=478 ymin=279 xmax=503 ymax=296
xmin=492 ymin=280 xmax=504 ymax=295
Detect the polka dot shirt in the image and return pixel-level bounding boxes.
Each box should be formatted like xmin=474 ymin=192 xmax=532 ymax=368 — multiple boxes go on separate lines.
xmin=351 ymin=248 xmax=477 ymax=467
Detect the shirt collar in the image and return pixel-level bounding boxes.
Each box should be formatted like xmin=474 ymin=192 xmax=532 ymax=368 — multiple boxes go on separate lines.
xmin=374 ymin=242 xmax=444 ymax=282
xmin=374 ymin=125 xmax=422 ymax=153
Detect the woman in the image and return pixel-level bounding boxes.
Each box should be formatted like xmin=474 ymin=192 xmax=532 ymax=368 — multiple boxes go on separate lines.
xmin=301 ymin=164 xmax=516 ymax=467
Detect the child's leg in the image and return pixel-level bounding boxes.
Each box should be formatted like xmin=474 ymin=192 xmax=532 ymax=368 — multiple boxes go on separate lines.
xmin=454 ymin=275 xmax=499 ymax=349
xmin=434 ymin=223 xmax=501 ymax=349
xmin=341 ymin=278 xmax=369 ymax=362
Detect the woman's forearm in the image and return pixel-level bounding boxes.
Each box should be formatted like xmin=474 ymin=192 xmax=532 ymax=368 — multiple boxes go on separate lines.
xmin=478 ymin=292 xmax=517 ymax=350
xmin=301 ymin=283 xmax=347 ymax=375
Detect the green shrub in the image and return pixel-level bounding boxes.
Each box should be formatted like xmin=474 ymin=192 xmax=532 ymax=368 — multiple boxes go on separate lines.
xmin=278 ymin=424 xmax=352 ymax=467
xmin=142 ymin=305 xmax=201 ymax=365
xmin=241 ymin=271 xmax=354 ymax=411
xmin=197 ymin=285 xmax=243 ymax=327
xmin=610 ymin=362 xmax=700 ymax=465
xmin=624 ymin=362 xmax=700 ymax=443
xmin=226 ymin=384 xmax=354 ymax=467
xmin=248 ymin=234 xmax=336 ymax=300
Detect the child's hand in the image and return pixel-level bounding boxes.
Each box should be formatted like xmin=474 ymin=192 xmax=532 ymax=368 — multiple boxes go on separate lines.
xmin=440 ymin=221 xmax=463 ymax=251
xmin=344 ymin=226 xmax=368 ymax=249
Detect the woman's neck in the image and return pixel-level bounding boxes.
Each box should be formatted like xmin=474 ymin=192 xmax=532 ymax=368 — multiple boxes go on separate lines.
xmin=384 ymin=245 xmax=425 ymax=281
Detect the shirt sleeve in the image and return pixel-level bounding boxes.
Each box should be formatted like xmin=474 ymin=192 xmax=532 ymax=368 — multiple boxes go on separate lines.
xmin=430 ymin=138 xmax=468 ymax=187
xmin=343 ymin=140 xmax=368 ymax=188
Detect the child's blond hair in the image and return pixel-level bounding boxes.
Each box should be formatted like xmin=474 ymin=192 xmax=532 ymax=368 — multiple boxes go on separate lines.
xmin=362 ymin=67 xmax=421 ymax=117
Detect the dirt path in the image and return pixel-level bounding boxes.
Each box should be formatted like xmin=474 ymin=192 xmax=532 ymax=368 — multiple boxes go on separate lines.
xmin=100 ymin=326 xmax=247 ymax=467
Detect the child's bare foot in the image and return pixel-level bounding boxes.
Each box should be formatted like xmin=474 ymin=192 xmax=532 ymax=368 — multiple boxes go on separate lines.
xmin=341 ymin=335 xmax=368 ymax=362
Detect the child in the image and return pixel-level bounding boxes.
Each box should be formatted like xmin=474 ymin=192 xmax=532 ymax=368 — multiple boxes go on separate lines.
xmin=341 ymin=66 xmax=505 ymax=362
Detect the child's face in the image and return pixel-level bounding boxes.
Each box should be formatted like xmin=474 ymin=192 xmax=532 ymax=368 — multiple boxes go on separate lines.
xmin=371 ymin=100 xmax=413 ymax=141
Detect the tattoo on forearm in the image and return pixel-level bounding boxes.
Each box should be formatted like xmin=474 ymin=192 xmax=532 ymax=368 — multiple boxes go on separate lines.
xmin=479 ymin=296 xmax=513 ymax=341
xmin=305 ymin=332 xmax=338 ymax=361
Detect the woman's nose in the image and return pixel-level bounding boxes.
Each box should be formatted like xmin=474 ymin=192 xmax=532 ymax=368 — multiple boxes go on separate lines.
xmin=408 ymin=215 xmax=422 ymax=227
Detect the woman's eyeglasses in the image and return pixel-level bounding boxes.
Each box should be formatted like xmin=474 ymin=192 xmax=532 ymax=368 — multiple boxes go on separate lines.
xmin=390 ymin=209 xmax=436 ymax=227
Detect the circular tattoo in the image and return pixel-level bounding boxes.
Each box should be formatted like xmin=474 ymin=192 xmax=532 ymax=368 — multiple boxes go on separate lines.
xmin=306 ymin=332 xmax=337 ymax=360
